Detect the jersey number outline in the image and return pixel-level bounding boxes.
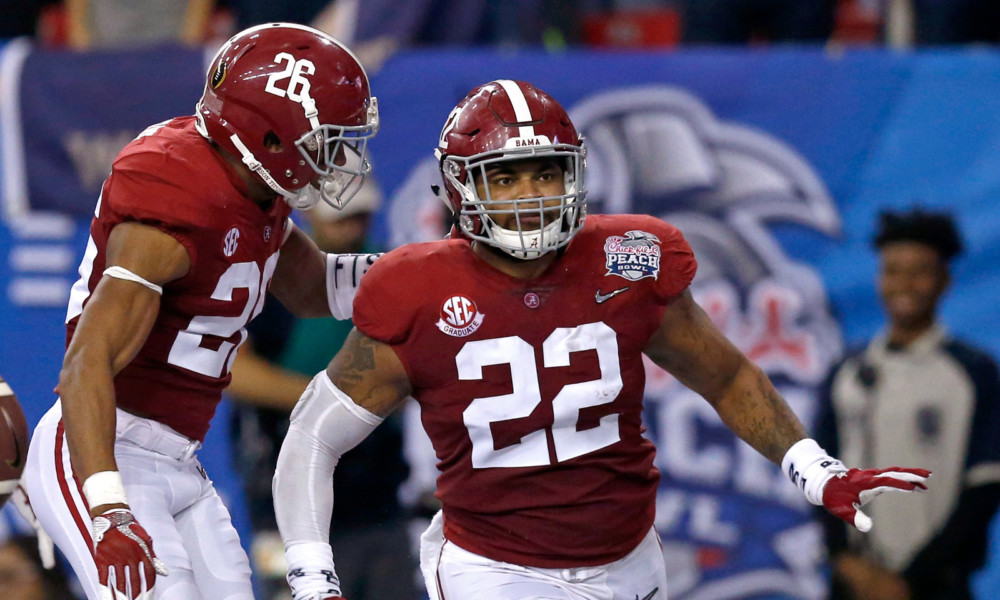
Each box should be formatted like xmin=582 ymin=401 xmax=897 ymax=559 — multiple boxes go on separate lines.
xmin=264 ymin=52 xmax=315 ymax=102
xmin=458 ymin=322 xmax=624 ymax=468
xmin=167 ymin=253 xmax=279 ymax=377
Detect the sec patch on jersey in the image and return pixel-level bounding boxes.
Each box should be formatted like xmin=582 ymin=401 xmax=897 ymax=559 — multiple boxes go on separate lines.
xmin=0 ymin=376 xmax=29 ymax=509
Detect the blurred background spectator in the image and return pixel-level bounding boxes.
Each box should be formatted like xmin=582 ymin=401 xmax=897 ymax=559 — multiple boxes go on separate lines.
xmin=63 ymin=0 xmax=216 ymax=49
xmin=224 ymin=0 xmax=330 ymax=32
xmin=7 ymin=0 xmax=1000 ymax=51
xmin=0 ymin=534 xmax=77 ymax=600
xmin=0 ymin=0 xmax=59 ymax=39
xmin=1 ymin=497 xmax=80 ymax=600
xmin=910 ymin=0 xmax=1000 ymax=44
xmin=816 ymin=208 xmax=1000 ymax=600
xmin=226 ymin=181 xmax=422 ymax=600
xmin=681 ymin=0 xmax=838 ymax=44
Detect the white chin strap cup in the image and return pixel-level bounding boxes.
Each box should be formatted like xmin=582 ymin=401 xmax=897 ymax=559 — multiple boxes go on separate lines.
xmin=489 ymin=219 xmax=563 ymax=260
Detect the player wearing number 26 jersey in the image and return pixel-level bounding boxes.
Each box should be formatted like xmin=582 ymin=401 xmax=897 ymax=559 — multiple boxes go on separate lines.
xmin=354 ymin=214 xmax=695 ymax=566
xmin=274 ymin=79 xmax=931 ymax=600
xmin=66 ymin=116 xmax=291 ymax=442
xmin=25 ymin=23 xmax=380 ymax=600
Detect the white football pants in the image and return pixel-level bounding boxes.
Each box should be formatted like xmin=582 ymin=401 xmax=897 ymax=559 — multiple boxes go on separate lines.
xmin=25 ymin=402 xmax=254 ymax=600
xmin=420 ymin=511 xmax=669 ymax=600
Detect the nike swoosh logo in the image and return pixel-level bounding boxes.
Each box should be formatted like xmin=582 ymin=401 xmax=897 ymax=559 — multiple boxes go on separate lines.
xmin=636 ymin=587 xmax=659 ymax=600
xmin=595 ymin=287 xmax=630 ymax=304
xmin=1 ymin=406 xmax=22 ymax=470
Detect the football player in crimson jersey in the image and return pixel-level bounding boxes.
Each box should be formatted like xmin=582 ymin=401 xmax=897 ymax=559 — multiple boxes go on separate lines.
xmin=23 ymin=23 xmax=380 ymax=600
xmin=272 ymin=80 xmax=930 ymax=600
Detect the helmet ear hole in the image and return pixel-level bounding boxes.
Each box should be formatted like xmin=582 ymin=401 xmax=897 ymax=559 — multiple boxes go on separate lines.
xmin=263 ymin=131 xmax=282 ymax=153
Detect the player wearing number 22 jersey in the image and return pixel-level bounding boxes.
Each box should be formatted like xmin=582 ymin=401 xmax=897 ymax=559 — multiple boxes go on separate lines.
xmin=355 ymin=214 xmax=695 ymax=567
xmin=274 ymin=79 xmax=931 ymax=600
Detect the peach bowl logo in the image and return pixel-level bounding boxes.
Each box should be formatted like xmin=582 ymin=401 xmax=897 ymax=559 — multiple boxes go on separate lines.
xmin=436 ymin=295 xmax=485 ymax=337
xmin=604 ymin=230 xmax=661 ymax=281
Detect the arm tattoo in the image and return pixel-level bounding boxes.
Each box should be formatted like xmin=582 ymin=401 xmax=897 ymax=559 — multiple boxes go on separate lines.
xmin=329 ymin=332 xmax=410 ymax=417
xmin=723 ymin=368 xmax=808 ymax=465
xmin=333 ymin=333 xmax=377 ymax=388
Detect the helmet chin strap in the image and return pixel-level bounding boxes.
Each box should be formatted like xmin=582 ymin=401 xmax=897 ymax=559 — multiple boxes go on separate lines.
xmin=487 ymin=218 xmax=563 ymax=260
xmin=228 ymin=133 xmax=302 ymax=204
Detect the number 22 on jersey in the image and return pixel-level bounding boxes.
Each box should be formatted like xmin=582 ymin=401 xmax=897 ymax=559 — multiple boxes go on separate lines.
xmin=459 ymin=322 xmax=623 ymax=469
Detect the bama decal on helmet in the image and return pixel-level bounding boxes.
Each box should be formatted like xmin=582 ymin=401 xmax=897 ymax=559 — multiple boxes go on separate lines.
xmin=436 ymin=295 xmax=485 ymax=337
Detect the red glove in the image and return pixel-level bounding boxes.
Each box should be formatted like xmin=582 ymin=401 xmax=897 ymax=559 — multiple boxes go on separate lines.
xmin=823 ymin=467 xmax=931 ymax=532
xmin=92 ymin=508 xmax=169 ymax=600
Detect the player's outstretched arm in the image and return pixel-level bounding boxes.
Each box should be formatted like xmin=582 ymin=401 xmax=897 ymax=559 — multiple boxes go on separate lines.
xmin=60 ymin=222 xmax=187 ymax=599
xmin=644 ymin=290 xmax=930 ymax=531
xmin=274 ymin=329 xmax=411 ymax=600
xmin=269 ymin=224 xmax=381 ymax=319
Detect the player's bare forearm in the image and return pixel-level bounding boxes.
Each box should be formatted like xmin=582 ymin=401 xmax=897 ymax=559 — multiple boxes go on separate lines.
xmin=644 ymin=290 xmax=807 ymax=465
xmin=708 ymin=359 xmax=808 ymax=464
xmin=271 ymin=226 xmax=330 ymax=317
xmin=326 ymin=328 xmax=412 ymax=418
xmin=60 ymin=278 xmax=161 ymax=501
xmin=61 ymin=222 xmax=188 ymax=496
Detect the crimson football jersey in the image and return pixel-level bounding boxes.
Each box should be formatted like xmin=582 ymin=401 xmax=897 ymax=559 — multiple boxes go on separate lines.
xmin=353 ymin=214 xmax=697 ymax=568
xmin=66 ymin=117 xmax=292 ymax=441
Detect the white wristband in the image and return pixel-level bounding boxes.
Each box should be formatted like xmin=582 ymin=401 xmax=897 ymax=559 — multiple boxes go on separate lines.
xmin=285 ymin=541 xmax=340 ymax=599
xmin=781 ymin=438 xmax=847 ymax=505
xmin=82 ymin=471 xmax=128 ymax=508
xmin=325 ymin=252 xmax=382 ymax=320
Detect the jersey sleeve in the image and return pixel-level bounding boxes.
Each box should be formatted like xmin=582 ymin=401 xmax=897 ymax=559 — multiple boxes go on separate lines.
xmin=352 ymin=247 xmax=420 ymax=345
xmin=101 ymin=153 xmax=212 ymax=266
xmin=640 ymin=215 xmax=698 ymax=301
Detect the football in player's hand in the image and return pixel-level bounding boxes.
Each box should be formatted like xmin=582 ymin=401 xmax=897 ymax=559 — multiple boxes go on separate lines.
xmin=0 ymin=375 xmax=29 ymax=509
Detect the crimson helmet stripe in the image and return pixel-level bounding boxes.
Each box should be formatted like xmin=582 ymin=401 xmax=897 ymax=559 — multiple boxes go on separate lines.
xmin=495 ymin=80 xmax=537 ymax=139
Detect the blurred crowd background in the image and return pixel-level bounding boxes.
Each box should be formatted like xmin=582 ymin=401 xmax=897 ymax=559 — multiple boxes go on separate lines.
xmin=2 ymin=0 xmax=1000 ymax=55
xmin=1 ymin=1 xmax=999 ymax=600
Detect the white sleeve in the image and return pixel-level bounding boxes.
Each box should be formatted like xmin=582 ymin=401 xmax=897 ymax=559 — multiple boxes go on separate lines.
xmin=325 ymin=252 xmax=382 ymax=319
xmin=273 ymin=371 xmax=383 ymax=549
